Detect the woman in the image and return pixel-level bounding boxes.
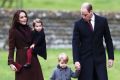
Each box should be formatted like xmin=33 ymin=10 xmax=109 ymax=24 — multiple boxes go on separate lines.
xmin=8 ymin=10 xmax=44 ymax=80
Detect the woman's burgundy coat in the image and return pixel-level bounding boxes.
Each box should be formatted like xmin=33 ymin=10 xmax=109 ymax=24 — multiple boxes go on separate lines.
xmin=8 ymin=25 xmax=44 ymax=80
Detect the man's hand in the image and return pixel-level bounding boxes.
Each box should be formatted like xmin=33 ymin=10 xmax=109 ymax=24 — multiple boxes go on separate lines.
xmin=108 ymin=59 xmax=114 ymax=68
xmin=75 ymin=61 xmax=81 ymax=70
xmin=10 ymin=64 xmax=17 ymax=71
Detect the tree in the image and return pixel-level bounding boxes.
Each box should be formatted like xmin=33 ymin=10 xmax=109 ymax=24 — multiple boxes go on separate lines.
xmin=1 ymin=0 xmax=13 ymax=8
xmin=1 ymin=0 xmax=23 ymax=9
xmin=16 ymin=0 xmax=23 ymax=9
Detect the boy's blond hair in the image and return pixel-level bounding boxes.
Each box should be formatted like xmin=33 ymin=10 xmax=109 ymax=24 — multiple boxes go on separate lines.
xmin=58 ymin=53 xmax=69 ymax=63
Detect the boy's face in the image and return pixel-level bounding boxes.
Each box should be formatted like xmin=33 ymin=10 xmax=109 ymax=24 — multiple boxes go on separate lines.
xmin=34 ymin=23 xmax=43 ymax=32
xmin=59 ymin=57 xmax=68 ymax=68
xmin=81 ymin=8 xmax=92 ymax=22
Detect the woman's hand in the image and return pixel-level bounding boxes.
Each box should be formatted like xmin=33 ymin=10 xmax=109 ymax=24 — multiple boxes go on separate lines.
xmin=10 ymin=64 xmax=17 ymax=71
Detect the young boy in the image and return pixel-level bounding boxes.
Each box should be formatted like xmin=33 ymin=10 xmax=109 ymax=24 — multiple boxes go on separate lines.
xmin=24 ymin=18 xmax=47 ymax=68
xmin=50 ymin=53 xmax=80 ymax=80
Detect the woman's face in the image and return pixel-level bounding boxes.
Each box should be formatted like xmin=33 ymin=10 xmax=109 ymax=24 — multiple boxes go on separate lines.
xmin=19 ymin=12 xmax=27 ymax=25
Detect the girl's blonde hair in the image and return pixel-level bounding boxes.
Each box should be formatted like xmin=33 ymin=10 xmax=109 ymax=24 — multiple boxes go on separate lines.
xmin=33 ymin=18 xmax=43 ymax=27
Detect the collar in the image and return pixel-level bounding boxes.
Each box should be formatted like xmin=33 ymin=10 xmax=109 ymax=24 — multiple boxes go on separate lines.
xmin=91 ymin=13 xmax=95 ymax=22
xmin=57 ymin=64 xmax=68 ymax=69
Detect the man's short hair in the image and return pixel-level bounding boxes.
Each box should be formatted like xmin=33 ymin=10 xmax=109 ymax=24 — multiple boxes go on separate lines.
xmin=81 ymin=2 xmax=92 ymax=12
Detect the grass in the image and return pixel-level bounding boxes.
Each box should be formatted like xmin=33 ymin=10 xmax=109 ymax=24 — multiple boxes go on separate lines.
xmin=0 ymin=0 xmax=120 ymax=12
xmin=0 ymin=49 xmax=120 ymax=80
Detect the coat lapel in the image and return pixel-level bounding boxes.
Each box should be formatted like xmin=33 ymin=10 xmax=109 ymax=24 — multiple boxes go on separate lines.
xmin=93 ymin=14 xmax=99 ymax=34
xmin=16 ymin=29 xmax=27 ymax=42
xmin=81 ymin=18 xmax=94 ymax=33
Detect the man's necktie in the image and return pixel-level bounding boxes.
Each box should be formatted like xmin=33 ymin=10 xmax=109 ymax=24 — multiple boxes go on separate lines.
xmin=88 ymin=20 xmax=93 ymax=31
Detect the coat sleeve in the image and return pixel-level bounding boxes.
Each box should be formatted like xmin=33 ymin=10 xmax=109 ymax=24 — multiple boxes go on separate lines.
xmin=33 ymin=40 xmax=47 ymax=60
xmin=72 ymin=22 xmax=81 ymax=63
xmin=33 ymin=29 xmax=44 ymax=46
xmin=103 ymin=18 xmax=114 ymax=60
xmin=33 ymin=30 xmax=47 ymax=60
xmin=8 ymin=29 xmax=16 ymax=65
xmin=70 ymin=68 xmax=79 ymax=78
xmin=33 ymin=35 xmax=41 ymax=46
xmin=50 ymin=69 xmax=56 ymax=80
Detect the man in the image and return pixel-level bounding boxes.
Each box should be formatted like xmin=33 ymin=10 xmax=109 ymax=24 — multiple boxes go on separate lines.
xmin=72 ymin=2 xmax=114 ymax=80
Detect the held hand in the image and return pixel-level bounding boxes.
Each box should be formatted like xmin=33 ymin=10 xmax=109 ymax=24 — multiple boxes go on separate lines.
xmin=108 ymin=59 xmax=114 ymax=68
xmin=10 ymin=64 xmax=17 ymax=71
xmin=75 ymin=61 xmax=81 ymax=70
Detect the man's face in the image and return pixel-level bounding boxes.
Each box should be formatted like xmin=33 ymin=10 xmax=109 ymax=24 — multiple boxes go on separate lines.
xmin=81 ymin=8 xmax=92 ymax=22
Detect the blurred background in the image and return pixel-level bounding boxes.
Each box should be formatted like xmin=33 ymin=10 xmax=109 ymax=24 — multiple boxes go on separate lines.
xmin=0 ymin=0 xmax=120 ymax=80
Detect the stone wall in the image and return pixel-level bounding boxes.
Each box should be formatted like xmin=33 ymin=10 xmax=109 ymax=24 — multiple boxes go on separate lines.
xmin=0 ymin=9 xmax=120 ymax=49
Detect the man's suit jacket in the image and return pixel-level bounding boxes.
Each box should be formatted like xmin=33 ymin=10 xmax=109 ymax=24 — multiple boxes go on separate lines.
xmin=72 ymin=14 xmax=114 ymax=80
xmin=72 ymin=14 xmax=114 ymax=63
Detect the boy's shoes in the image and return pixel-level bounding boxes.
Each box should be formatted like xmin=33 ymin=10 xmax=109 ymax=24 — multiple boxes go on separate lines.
xmin=23 ymin=63 xmax=31 ymax=68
